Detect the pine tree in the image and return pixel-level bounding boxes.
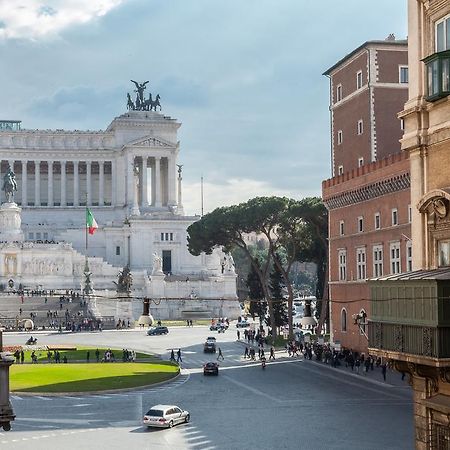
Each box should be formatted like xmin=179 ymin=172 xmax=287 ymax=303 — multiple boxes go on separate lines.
xmin=247 ymin=262 xmax=267 ymax=322
xmin=268 ymin=260 xmax=288 ymax=330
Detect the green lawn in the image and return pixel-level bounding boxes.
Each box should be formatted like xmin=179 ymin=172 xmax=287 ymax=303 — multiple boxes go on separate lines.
xmin=10 ymin=361 xmax=179 ymax=393
xmin=21 ymin=347 xmax=156 ymax=363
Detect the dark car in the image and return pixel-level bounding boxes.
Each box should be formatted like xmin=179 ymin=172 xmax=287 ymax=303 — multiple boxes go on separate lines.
xmin=203 ymin=342 xmax=216 ymax=353
xmin=236 ymin=321 xmax=250 ymax=328
xmin=203 ymin=362 xmax=219 ymax=376
xmin=209 ymin=323 xmax=227 ymax=333
xmin=147 ymin=326 xmax=169 ymax=336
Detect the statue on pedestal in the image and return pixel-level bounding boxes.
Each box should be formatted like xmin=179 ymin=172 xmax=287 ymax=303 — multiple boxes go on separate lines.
xmin=2 ymin=167 xmax=17 ymax=203
xmin=152 ymin=252 xmax=163 ymax=274
xmin=115 ymin=265 xmax=133 ymax=294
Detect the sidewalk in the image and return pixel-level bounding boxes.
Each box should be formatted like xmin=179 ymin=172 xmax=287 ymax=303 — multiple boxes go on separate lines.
xmin=235 ymin=338 xmax=409 ymax=388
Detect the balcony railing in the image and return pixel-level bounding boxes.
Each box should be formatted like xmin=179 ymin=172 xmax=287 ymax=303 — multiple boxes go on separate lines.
xmin=368 ymin=321 xmax=450 ymax=358
xmin=423 ymin=50 xmax=450 ymax=102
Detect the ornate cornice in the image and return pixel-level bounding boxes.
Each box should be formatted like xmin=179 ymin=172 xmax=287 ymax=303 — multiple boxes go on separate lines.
xmin=324 ymin=172 xmax=410 ymax=210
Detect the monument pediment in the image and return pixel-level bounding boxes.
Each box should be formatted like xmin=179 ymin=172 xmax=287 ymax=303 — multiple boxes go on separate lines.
xmin=127 ymin=135 xmax=175 ymax=149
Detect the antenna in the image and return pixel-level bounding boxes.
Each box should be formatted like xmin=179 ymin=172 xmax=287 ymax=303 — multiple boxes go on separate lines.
xmin=201 ymin=175 xmax=204 ymax=216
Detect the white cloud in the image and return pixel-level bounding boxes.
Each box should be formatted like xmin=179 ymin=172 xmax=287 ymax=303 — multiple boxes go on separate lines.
xmin=181 ymin=178 xmax=299 ymax=216
xmin=0 ymin=0 xmax=124 ymax=39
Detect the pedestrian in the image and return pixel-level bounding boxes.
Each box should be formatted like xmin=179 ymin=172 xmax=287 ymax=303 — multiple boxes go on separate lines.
xmin=20 ymin=350 xmax=24 ymax=364
xmin=269 ymin=346 xmax=275 ymax=360
xmin=95 ymin=348 xmax=100 ymax=363
xmin=355 ymin=357 xmax=361 ymax=374
xmin=244 ymin=347 xmax=249 ymax=359
xmin=63 ymin=355 xmax=67 ymax=363
xmin=176 ymin=348 xmax=182 ymax=363
xmin=186 ymin=320 xmax=189 ymax=327
xmin=86 ymin=351 xmax=90 ymax=363
xmin=217 ymin=347 xmax=224 ymax=361
xmin=237 ymin=330 xmax=240 ymax=340
xmin=364 ymin=357 xmax=370 ymax=375
xmin=170 ymin=349 xmax=175 ymax=361
xmin=382 ymin=362 xmax=387 ymax=382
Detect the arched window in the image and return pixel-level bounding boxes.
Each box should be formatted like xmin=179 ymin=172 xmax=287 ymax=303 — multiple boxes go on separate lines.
xmin=341 ymin=308 xmax=347 ymax=332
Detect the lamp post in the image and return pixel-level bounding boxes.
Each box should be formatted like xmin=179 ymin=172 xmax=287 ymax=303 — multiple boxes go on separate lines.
xmin=0 ymin=330 xmax=15 ymax=431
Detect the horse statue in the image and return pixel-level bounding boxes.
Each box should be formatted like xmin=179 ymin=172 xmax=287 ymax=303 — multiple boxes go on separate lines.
xmin=149 ymin=94 xmax=161 ymax=112
xmin=126 ymin=93 xmax=135 ymax=111
xmin=2 ymin=167 xmax=17 ymax=203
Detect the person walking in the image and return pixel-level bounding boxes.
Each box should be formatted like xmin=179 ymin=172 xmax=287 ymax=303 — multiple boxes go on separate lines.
xmin=382 ymin=362 xmax=387 ymax=382
xmin=176 ymin=348 xmax=182 ymax=363
xmin=244 ymin=347 xmax=249 ymax=359
xmin=355 ymin=357 xmax=361 ymax=374
xmin=269 ymin=346 xmax=275 ymax=360
xmin=170 ymin=349 xmax=175 ymax=361
xmin=20 ymin=350 xmax=24 ymax=364
xmin=95 ymin=348 xmax=100 ymax=363
xmin=217 ymin=347 xmax=224 ymax=361
xmin=237 ymin=330 xmax=240 ymax=340
xmin=86 ymin=351 xmax=90 ymax=363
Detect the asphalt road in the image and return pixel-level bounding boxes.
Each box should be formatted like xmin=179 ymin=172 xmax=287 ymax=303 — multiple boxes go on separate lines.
xmin=2 ymin=326 xmax=414 ymax=450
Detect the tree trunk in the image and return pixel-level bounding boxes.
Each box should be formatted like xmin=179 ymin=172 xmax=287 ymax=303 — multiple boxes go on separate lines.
xmin=316 ymin=258 xmax=329 ymax=336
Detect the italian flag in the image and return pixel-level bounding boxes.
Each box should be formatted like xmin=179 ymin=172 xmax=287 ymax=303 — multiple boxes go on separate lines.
xmin=86 ymin=208 xmax=98 ymax=235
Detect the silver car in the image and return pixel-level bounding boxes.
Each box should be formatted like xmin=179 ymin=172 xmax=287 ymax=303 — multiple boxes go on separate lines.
xmin=143 ymin=404 xmax=190 ymax=428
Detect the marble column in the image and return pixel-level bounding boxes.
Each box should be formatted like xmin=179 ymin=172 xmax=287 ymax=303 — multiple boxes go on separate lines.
xmin=34 ymin=160 xmax=41 ymax=206
xmin=168 ymin=155 xmax=177 ymax=206
xmin=61 ymin=161 xmax=66 ymax=206
xmin=73 ymin=161 xmax=79 ymax=207
xmin=47 ymin=160 xmax=53 ymax=206
xmin=21 ymin=161 xmax=27 ymax=207
xmin=86 ymin=161 xmax=92 ymax=206
xmin=127 ymin=154 xmax=135 ymax=206
xmin=99 ymin=161 xmax=104 ymax=206
xmin=141 ymin=156 xmax=148 ymax=208
xmin=155 ymin=156 xmax=162 ymax=207
xmin=111 ymin=160 xmax=117 ymax=206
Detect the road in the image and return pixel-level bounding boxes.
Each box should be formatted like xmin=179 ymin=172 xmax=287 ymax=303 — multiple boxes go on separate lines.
xmin=2 ymin=326 xmax=414 ymax=449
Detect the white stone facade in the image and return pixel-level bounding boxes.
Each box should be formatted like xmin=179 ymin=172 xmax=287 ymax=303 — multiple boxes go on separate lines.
xmin=0 ymin=110 xmax=239 ymax=319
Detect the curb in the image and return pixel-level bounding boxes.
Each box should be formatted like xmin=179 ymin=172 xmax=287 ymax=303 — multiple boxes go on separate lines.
xmin=12 ymin=368 xmax=182 ymax=397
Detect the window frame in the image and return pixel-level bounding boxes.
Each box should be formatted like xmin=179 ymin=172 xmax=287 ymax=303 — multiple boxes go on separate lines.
xmin=337 ymin=130 xmax=343 ymax=145
xmin=373 ymin=244 xmax=383 ymax=278
xmin=390 ymin=241 xmax=401 ymax=274
xmin=406 ymin=241 xmax=413 ymax=272
xmin=339 ymin=220 xmax=344 ymax=236
xmin=336 ymin=84 xmax=342 ymax=102
xmin=358 ymin=157 xmax=364 ymax=167
xmin=338 ymin=165 xmax=344 ymax=175
xmin=436 ymin=14 xmax=450 ymax=52
xmin=356 ymin=70 xmax=363 ymax=90
xmin=338 ymin=249 xmax=347 ymax=281
xmin=374 ymin=212 xmax=381 ymax=230
xmin=357 ymin=216 xmax=364 ymax=233
xmin=357 ymin=119 xmax=363 ymax=135
xmin=356 ymin=247 xmax=367 ymax=280
xmin=341 ymin=308 xmax=347 ymax=332
xmin=399 ymin=65 xmax=409 ymax=83
xmin=392 ymin=208 xmax=398 ymax=226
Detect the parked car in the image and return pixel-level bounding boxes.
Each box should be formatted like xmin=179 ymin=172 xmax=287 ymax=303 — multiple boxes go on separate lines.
xmin=206 ymin=336 xmax=217 ymax=344
xmin=143 ymin=404 xmax=189 ymax=428
xmin=204 ymin=341 xmax=217 ymax=353
xmin=236 ymin=321 xmax=250 ymax=328
xmin=203 ymin=362 xmax=219 ymax=376
xmin=147 ymin=326 xmax=169 ymax=336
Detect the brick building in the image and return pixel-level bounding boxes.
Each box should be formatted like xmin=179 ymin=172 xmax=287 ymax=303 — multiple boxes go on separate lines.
xmin=322 ymin=38 xmax=411 ymax=352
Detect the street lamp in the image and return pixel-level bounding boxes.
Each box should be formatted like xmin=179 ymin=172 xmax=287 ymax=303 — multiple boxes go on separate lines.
xmin=137 ymin=297 xmax=154 ymax=327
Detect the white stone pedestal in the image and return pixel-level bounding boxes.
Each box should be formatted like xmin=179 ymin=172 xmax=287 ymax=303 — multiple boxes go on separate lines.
xmin=0 ymin=203 xmax=24 ymax=242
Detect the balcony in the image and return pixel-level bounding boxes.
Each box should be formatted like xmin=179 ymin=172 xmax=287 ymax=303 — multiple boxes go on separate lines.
xmin=368 ymin=269 xmax=450 ymax=362
xmin=423 ymin=50 xmax=450 ymax=102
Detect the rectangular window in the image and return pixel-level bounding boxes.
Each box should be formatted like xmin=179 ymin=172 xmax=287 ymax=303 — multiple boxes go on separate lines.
xmin=339 ymin=220 xmax=344 ymax=236
xmin=373 ymin=245 xmax=383 ymax=277
xmin=29 ymin=232 xmax=34 ymax=240
xmin=400 ymin=118 xmax=405 ymax=130
xmin=357 ymin=120 xmax=363 ymax=135
xmin=358 ymin=216 xmax=364 ymax=233
xmin=406 ymin=241 xmax=413 ymax=272
xmin=436 ymin=15 xmax=450 ymax=52
xmin=43 ymin=232 xmax=48 ymax=240
xmin=336 ymin=84 xmax=342 ymax=102
xmin=356 ymin=70 xmax=363 ymax=89
xmin=439 ymin=241 xmax=450 ymax=267
xmin=374 ymin=212 xmax=381 ymax=230
xmin=399 ymin=66 xmax=409 ymax=83
xmin=356 ymin=247 xmax=366 ymax=280
xmin=390 ymin=242 xmax=401 ymax=274
xmin=162 ymin=250 xmax=172 ymax=274
xmin=358 ymin=157 xmax=364 ymax=167
xmin=338 ymin=165 xmax=344 ymax=175
xmin=338 ymin=249 xmax=347 ymax=281
xmin=169 ymin=232 xmax=173 ymax=241
xmin=392 ymin=208 xmax=398 ymax=226
xmin=116 ymin=246 xmax=121 ymax=256
xmin=36 ymin=232 xmax=41 ymax=240
xmin=337 ymin=130 xmax=343 ymax=145
xmin=160 ymin=232 xmax=164 ymax=241
xmin=408 ymin=205 xmax=412 ymax=223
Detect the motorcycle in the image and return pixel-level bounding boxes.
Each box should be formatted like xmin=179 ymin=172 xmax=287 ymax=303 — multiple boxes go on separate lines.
xmin=26 ymin=337 xmax=37 ymax=345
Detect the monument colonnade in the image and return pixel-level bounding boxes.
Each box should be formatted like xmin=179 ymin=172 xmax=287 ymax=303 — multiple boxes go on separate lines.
xmin=2 ymin=152 xmax=175 ymax=209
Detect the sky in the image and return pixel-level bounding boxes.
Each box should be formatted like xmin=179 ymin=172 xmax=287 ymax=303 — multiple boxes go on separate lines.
xmin=0 ymin=0 xmax=408 ymax=215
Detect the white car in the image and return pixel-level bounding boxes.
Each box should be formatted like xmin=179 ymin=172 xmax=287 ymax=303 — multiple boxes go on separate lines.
xmin=143 ymin=404 xmax=190 ymax=428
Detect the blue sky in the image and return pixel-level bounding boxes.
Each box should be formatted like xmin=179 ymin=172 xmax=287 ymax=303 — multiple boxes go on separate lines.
xmin=0 ymin=0 xmax=408 ymax=214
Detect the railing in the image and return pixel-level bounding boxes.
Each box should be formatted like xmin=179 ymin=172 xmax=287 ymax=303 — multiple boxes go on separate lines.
xmin=368 ymin=321 xmax=450 ymax=358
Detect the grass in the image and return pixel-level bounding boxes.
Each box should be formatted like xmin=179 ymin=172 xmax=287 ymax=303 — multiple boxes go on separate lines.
xmin=21 ymin=347 xmax=156 ymax=363
xmin=10 ymin=361 xmax=179 ymax=393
